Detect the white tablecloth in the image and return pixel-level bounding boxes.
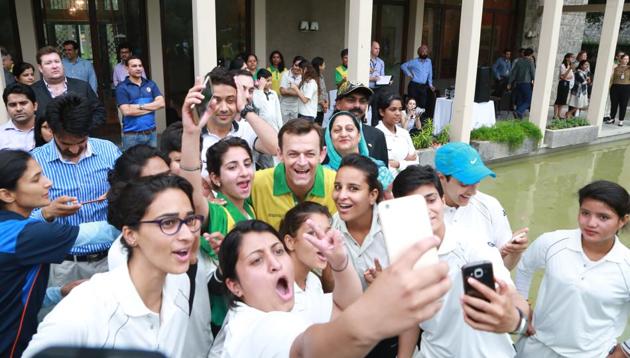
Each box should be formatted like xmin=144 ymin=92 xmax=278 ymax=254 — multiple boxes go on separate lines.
xmin=433 ymin=98 xmax=496 ymax=135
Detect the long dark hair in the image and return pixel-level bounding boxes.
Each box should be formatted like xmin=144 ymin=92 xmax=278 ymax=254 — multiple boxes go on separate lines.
xmin=311 ymin=57 xmax=325 ymax=77
xmin=206 ymin=137 xmax=253 ymax=179
xmin=299 ymin=60 xmax=320 ymax=97
xmin=269 ymin=50 xmax=285 ymax=72
xmin=279 ymin=201 xmax=331 ymax=246
xmin=562 ymin=53 xmax=574 ymax=68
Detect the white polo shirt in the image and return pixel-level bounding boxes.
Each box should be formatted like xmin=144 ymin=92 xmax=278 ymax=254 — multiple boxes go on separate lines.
xmin=419 ymin=225 xmax=516 ymax=358
xmin=0 ymin=120 xmax=35 ymax=151
xmin=333 ymin=206 xmax=390 ymax=290
xmin=210 ymin=273 xmax=333 ymax=358
xmin=23 ymin=263 xmax=190 ymax=358
xmin=515 ymin=229 xmax=630 ymax=358
xmin=212 ymin=298 xmax=332 ymax=358
xmin=201 ymin=120 xmax=258 ymax=174
xmin=375 ymin=122 xmax=418 ymax=175
xmin=444 ymin=191 xmax=513 ymax=250
xmin=297 ymin=79 xmax=318 ymax=117
xmin=107 ymin=236 xmax=216 ymax=357
xmin=293 ymin=271 xmax=333 ymax=324
xmin=279 ymin=71 xmax=301 ymax=113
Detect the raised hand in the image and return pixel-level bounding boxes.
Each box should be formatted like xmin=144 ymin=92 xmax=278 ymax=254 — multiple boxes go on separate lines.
xmin=182 ymin=76 xmax=215 ymax=134
xmin=203 ymin=232 xmax=225 ymax=255
xmin=42 ymin=195 xmax=81 ymax=220
xmin=461 ymin=278 xmax=521 ymax=333
xmin=302 ymin=218 xmax=347 ymax=271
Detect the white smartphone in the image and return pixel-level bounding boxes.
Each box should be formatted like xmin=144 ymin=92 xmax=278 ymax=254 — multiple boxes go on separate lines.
xmin=378 ymin=194 xmax=438 ymax=269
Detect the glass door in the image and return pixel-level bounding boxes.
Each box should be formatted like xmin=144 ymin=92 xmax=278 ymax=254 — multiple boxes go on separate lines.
xmin=372 ymin=0 xmax=409 ymax=94
xmin=35 ymin=0 xmax=147 ymax=138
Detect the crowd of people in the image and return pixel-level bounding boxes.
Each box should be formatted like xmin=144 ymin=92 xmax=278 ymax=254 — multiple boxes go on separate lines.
xmin=0 ymin=41 xmax=630 ymax=358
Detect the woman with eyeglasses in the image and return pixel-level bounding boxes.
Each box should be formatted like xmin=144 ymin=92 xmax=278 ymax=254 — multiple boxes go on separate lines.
xmin=23 ymin=175 xmax=201 ymax=357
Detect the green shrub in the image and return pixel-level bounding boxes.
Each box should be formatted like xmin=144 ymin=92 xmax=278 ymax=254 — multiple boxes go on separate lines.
xmin=546 ymin=117 xmax=589 ymax=130
xmin=411 ymin=119 xmax=450 ymax=149
xmin=470 ymin=120 xmax=542 ymax=149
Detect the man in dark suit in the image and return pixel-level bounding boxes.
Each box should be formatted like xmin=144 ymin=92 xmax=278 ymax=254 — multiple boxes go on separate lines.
xmin=334 ymin=81 xmax=388 ymax=164
xmin=31 ymin=46 xmax=105 ymax=129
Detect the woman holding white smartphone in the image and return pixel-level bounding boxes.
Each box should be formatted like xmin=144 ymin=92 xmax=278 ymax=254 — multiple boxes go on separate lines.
xmin=212 ymin=219 xmax=451 ymax=357
xmin=515 ymin=180 xmax=630 ymax=358
xmin=331 ymin=153 xmax=417 ymax=357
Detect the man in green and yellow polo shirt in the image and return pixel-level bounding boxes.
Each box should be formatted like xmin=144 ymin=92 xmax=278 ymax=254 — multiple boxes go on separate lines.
xmin=335 ymin=48 xmax=349 ymax=89
xmin=250 ymin=118 xmax=336 ymax=229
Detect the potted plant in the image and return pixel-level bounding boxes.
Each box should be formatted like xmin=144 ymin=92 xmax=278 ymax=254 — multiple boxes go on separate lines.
xmin=544 ymin=118 xmax=598 ymax=148
xmin=411 ymin=119 xmax=449 ymax=166
xmin=470 ymin=120 xmax=542 ymax=161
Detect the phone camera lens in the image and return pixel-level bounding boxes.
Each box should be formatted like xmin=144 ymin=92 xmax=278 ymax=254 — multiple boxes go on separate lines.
xmin=474 ymin=268 xmax=483 ymax=278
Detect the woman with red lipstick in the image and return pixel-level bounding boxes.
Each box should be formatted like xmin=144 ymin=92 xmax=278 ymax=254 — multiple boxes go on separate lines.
xmin=212 ymin=219 xmax=451 ymax=358
xmin=24 ymin=175 xmax=200 ymax=357
xmin=515 ymin=180 xmax=630 ymax=358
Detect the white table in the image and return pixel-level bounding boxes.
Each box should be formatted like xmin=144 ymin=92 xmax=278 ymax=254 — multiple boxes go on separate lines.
xmin=433 ymin=98 xmax=496 ymax=135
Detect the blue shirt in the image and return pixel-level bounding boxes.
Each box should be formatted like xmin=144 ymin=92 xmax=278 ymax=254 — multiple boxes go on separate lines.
xmin=62 ymin=57 xmax=98 ymax=93
xmin=401 ymin=57 xmax=433 ymax=86
xmin=0 ymin=210 xmax=78 ymax=358
xmin=369 ymin=57 xmax=385 ymax=88
xmin=30 ymin=138 xmax=121 ymax=254
xmin=492 ymin=57 xmax=511 ymax=80
xmin=115 ymin=77 xmax=163 ymax=132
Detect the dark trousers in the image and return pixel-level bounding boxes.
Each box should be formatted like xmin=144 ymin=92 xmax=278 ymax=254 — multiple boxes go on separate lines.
xmin=315 ymin=111 xmax=324 ymax=126
xmin=610 ymin=84 xmax=630 ymax=122
xmin=514 ymin=82 xmax=533 ymax=118
xmin=407 ymin=81 xmax=430 ymax=111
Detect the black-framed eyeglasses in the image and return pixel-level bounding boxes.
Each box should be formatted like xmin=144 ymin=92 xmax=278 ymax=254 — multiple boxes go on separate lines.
xmin=138 ymin=214 xmax=204 ymax=236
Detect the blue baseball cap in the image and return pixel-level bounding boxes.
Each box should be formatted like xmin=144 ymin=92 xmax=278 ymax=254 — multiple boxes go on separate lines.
xmin=435 ymin=142 xmax=496 ymax=185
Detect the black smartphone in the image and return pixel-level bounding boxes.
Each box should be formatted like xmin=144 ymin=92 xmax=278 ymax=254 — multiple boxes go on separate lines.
xmin=461 ymin=260 xmax=495 ymax=302
xmin=191 ymin=73 xmax=213 ymax=124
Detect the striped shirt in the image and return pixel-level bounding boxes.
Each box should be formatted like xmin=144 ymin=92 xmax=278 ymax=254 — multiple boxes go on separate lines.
xmin=31 ymin=138 xmax=121 ymax=254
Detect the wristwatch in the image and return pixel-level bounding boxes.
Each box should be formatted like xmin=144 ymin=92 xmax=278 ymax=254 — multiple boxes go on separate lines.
xmin=240 ymin=103 xmax=257 ymax=119
xmin=509 ymin=307 xmax=528 ymax=335
xmin=139 ymin=104 xmax=145 ymax=110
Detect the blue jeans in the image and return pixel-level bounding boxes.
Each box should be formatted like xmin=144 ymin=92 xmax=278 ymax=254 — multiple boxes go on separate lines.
xmin=514 ymin=82 xmax=533 ymax=118
xmin=122 ymin=130 xmax=157 ymax=151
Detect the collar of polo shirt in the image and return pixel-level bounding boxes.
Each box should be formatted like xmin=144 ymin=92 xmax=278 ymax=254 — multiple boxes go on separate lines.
xmin=272 ymin=163 xmax=326 ymax=198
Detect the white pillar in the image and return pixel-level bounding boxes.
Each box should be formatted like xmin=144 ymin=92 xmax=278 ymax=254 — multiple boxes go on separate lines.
xmin=529 ymin=0 xmax=563 ymax=141
xmin=15 ymin=0 xmax=38 ymax=80
xmin=407 ymin=0 xmax=424 ymax=57
xmin=587 ymin=0 xmax=624 ymax=130
xmin=347 ymin=0 xmax=373 ymax=85
xmin=405 ymin=0 xmax=425 ymax=90
xmin=192 ymin=0 xmax=217 ymax=77
xmin=146 ymin=0 xmax=166 ymax=131
xmin=253 ymin=0 xmax=267 ymax=62
xmin=450 ymin=0 xmax=484 ymax=143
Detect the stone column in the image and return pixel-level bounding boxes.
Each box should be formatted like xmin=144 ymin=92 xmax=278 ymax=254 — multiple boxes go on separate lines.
xmin=253 ymin=0 xmax=267 ymax=62
xmin=146 ymin=1 xmax=166 ymax=131
xmin=192 ymin=0 xmax=217 ymax=76
xmin=450 ymin=0 xmax=484 ymax=143
xmin=405 ymin=0 xmax=425 ymax=90
xmin=529 ymin=0 xmax=563 ymax=140
xmin=587 ymin=0 xmax=624 ymax=130
xmin=347 ymin=0 xmax=373 ymax=85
